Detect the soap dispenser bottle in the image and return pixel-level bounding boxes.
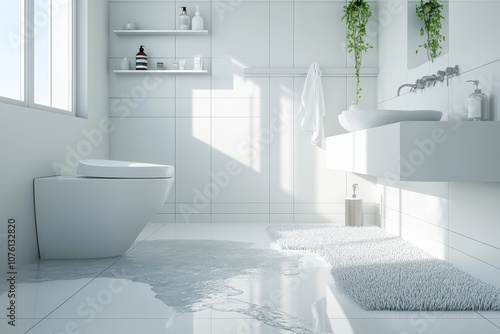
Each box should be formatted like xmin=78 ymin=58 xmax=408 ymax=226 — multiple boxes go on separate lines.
xmin=179 ymin=7 xmax=190 ymax=30
xmin=467 ymin=80 xmax=489 ymax=121
xmin=191 ymin=6 xmax=204 ymax=30
xmin=135 ymin=45 xmax=147 ymax=70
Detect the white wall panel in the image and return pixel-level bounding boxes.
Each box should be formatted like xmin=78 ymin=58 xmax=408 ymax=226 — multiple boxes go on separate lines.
xmin=449 ymin=1 xmax=500 ymax=73
xmin=294 ymin=3 xmax=346 ymax=68
xmin=212 ymin=3 xmax=269 ymax=65
xmin=270 ymin=3 xmax=293 ymax=68
xmin=211 ymin=117 xmax=270 ymax=203
xmin=175 ymin=118 xmax=211 ymax=203
xmin=270 ymin=78 xmax=294 ymax=203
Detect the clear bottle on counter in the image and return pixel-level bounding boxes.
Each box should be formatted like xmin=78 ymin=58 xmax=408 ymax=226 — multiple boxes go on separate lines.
xmin=467 ymin=80 xmax=489 ymax=121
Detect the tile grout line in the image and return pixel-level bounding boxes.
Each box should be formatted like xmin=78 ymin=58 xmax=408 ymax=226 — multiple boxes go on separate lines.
xmin=448 ymin=229 xmax=500 ymax=252
xmin=210 ymin=0 xmax=213 ymax=230
xmin=447 ymin=244 xmax=500 ymax=272
xmin=22 ymin=259 xmax=123 ymax=333
xmin=475 ymin=312 xmax=500 ymax=330
xmin=292 ymin=0 xmax=295 ymax=223
xmin=268 ymin=0 xmax=271 ymax=225
xmin=174 ymin=4 xmax=177 ymax=222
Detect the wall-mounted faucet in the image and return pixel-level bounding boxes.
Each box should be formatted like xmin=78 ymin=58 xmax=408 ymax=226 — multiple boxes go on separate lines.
xmin=397 ymin=83 xmax=417 ymax=96
xmin=444 ymin=65 xmax=459 ymax=85
xmin=445 ymin=65 xmax=459 ymax=77
xmin=415 ymin=79 xmax=426 ymax=89
xmin=422 ymin=74 xmax=444 ymax=87
xmin=396 ymin=65 xmax=459 ymax=96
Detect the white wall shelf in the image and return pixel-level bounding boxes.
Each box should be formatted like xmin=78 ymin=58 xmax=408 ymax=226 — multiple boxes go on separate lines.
xmin=113 ymin=70 xmax=208 ymax=74
xmin=326 ymin=121 xmax=500 ymax=182
xmin=114 ymin=30 xmax=209 ymax=36
xmin=244 ymin=67 xmax=379 ymax=77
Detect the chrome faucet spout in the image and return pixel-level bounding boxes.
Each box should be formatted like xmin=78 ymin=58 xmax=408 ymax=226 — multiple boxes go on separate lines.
xmin=397 ymin=83 xmax=416 ymax=96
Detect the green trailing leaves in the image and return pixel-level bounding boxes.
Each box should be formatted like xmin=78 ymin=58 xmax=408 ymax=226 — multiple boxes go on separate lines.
xmin=415 ymin=0 xmax=445 ymax=62
xmin=342 ymin=0 xmax=372 ymax=105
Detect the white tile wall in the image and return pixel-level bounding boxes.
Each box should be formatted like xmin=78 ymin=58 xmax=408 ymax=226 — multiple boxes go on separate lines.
xmin=270 ymin=3 xmax=293 ymax=68
xmin=109 ymin=0 xmax=378 ymax=225
xmin=293 ymin=3 xmax=346 ymax=68
xmin=211 ymin=117 xmax=270 ymax=203
xmin=212 ymin=97 xmax=268 ymax=117
xmin=211 ymin=3 xmax=269 ymax=64
xmin=377 ymin=0 xmax=408 ymax=103
xmin=175 ymin=118 xmax=211 ymax=202
xmin=449 ymin=1 xmax=500 ymax=73
xmin=176 ymin=67 xmax=212 ymax=98
xmin=176 ymin=98 xmax=211 ymax=117
xmin=449 ymin=182 xmax=500 ymax=250
xmin=109 ymin=72 xmax=176 ymax=98
xmin=377 ymin=0 xmax=500 ymax=287
xmin=270 ymin=77 xmax=294 ymax=203
xmin=109 ymin=98 xmax=175 ymax=118
xmin=407 ymin=182 xmax=448 ymax=229
xmin=211 ymin=58 xmax=270 ymax=98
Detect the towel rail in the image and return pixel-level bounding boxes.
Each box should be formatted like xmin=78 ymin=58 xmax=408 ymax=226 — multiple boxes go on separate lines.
xmin=244 ymin=67 xmax=379 ymax=77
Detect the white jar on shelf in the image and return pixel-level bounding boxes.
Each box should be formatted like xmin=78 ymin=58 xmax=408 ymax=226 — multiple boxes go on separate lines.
xmin=120 ymin=57 xmax=130 ymax=70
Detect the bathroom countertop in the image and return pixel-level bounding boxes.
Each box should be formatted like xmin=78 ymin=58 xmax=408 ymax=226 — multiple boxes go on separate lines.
xmin=326 ymin=121 xmax=500 ymax=182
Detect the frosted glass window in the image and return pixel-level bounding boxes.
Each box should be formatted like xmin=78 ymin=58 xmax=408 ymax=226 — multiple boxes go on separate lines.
xmin=34 ymin=0 xmax=73 ymax=112
xmin=0 ymin=1 xmax=24 ymax=101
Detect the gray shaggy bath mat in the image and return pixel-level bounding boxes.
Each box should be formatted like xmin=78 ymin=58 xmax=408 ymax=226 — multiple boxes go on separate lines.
xmin=267 ymin=224 xmax=500 ymax=311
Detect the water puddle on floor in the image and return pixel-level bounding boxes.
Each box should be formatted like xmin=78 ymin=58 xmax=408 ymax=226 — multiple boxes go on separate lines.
xmin=1 ymin=240 xmax=328 ymax=333
xmin=106 ymin=240 xmax=316 ymax=333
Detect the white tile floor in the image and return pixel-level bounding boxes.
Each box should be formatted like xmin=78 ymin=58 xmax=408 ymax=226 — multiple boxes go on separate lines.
xmin=2 ymin=222 xmax=500 ymax=334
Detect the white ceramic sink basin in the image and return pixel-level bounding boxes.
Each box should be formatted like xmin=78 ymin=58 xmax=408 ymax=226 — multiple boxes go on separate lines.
xmin=338 ymin=109 xmax=443 ymax=132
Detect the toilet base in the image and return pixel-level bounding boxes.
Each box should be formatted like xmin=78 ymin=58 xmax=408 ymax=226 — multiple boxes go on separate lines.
xmin=34 ymin=176 xmax=172 ymax=259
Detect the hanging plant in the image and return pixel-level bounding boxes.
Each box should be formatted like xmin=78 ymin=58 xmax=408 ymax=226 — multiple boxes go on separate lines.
xmin=415 ymin=0 xmax=445 ymax=62
xmin=342 ymin=0 xmax=373 ymax=106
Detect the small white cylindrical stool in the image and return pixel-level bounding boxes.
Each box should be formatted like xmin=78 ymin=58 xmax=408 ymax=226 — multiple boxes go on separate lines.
xmin=345 ymin=183 xmax=363 ymax=227
xmin=345 ymin=198 xmax=363 ymax=226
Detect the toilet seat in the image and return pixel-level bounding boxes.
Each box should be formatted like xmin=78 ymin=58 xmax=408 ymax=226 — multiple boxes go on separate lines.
xmin=77 ymin=159 xmax=174 ymax=179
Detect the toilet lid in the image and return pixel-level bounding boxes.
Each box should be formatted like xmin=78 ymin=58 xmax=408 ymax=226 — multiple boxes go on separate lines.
xmin=77 ymin=159 xmax=174 ymax=178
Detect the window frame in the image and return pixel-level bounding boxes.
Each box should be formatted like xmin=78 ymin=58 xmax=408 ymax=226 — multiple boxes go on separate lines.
xmin=0 ymin=0 xmax=77 ymax=116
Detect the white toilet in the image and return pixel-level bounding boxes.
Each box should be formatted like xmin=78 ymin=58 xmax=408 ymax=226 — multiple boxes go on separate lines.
xmin=34 ymin=159 xmax=174 ymax=260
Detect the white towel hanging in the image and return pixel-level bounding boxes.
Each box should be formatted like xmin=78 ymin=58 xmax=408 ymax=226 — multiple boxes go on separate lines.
xmin=298 ymin=62 xmax=326 ymax=150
